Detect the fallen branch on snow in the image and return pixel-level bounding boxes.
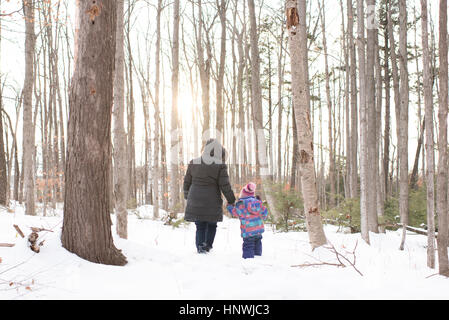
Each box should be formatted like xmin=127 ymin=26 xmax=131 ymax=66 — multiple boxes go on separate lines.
xmin=12 ymin=225 xmax=51 ymax=253
xmin=292 ymin=240 xmax=363 ymax=276
xmin=0 ymin=243 xmax=15 ymax=248
xmin=13 ymin=225 xmax=25 ymax=238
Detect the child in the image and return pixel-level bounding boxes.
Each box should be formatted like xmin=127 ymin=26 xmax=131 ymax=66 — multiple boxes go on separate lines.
xmin=227 ymin=183 xmax=268 ymax=259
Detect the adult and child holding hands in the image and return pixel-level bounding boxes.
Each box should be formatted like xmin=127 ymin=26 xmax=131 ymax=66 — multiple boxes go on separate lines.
xmin=183 ymin=138 xmax=269 ymax=259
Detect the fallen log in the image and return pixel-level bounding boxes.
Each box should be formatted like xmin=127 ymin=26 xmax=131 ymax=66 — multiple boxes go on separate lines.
xmin=397 ymin=223 xmax=436 ymax=237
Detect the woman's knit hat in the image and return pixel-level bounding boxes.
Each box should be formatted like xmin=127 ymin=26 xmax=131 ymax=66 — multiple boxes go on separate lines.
xmin=240 ymin=182 xmax=256 ymax=198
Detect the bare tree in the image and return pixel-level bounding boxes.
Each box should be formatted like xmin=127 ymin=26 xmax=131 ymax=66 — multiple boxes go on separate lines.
xmin=421 ymin=0 xmax=436 ymax=269
xmin=437 ymin=0 xmax=449 ymax=275
xmin=0 ymin=82 xmax=6 ymax=206
xmin=170 ymin=0 xmax=180 ymax=213
xmin=398 ymin=0 xmax=409 ymax=251
xmin=113 ymin=0 xmax=128 ymax=239
xmin=286 ymin=0 xmax=327 ymax=250
xmin=347 ymin=0 xmax=358 ymax=199
xmin=216 ymin=0 xmax=227 ymax=138
xmin=366 ymin=0 xmax=378 ymax=233
xmin=153 ymin=0 xmax=163 ymax=219
xmin=357 ymin=0 xmax=369 ymax=244
xmin=22 ymin=0 xmax=36 ymax=215
xmin=248 ymin=0 xmax=265 ymax=179
xmin=318 ymin=0 xmax=336 ymax=208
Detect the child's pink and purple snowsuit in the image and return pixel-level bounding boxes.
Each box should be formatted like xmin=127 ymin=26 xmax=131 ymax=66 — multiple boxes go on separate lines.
xmin=227 ymin=196 xmax=268 ymax=259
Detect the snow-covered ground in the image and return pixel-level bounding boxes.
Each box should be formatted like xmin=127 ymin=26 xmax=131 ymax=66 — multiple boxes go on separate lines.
xmin=0 ymin=203 xmax=448 ymax=300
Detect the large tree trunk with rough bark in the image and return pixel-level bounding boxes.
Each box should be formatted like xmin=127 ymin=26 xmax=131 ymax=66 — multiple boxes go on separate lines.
xmin=287 ymin=0 xmax=327 ymax=250
xmin=61 ymin=0 xmax=127 ymax=266
xmin=113 ymin=0 xmax=128 ymax=239
xmin=22 ymin=0 xmax=36 ymax=216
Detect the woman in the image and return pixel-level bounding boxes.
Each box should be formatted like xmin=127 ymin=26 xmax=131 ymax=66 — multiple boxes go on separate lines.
xmin=183 ymin=139 xmax=236 ymax=253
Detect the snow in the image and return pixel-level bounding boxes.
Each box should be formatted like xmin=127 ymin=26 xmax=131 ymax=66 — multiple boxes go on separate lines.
xmin=0 ymin=203 xmax=448 ymax=300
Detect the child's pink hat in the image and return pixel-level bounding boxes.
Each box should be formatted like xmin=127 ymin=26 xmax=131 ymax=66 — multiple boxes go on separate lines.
xmin=240 ymin=182 xmax=256 ymax=198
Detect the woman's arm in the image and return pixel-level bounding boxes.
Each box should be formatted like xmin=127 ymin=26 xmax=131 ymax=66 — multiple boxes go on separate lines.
xmin=218 ymin=164 xmax=236 ymax=205
xmin=183 ymin=162 xmax=193 ymax=200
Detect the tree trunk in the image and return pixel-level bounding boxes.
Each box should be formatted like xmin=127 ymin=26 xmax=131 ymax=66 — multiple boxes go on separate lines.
xmin=398 ymin=0 xmax=409 ymax=251
xmin=421 ymin=0 xmax=436 ymax=269
xmin=357 ymin=0 xmax=369 ymax=244
xmin=437 ymin=0 xmax=449 ymax=275
xmin=153 ymin=0 xmax=163 ymax=219
xmin=319 ymin=1 xmax=336 ymax=208
xmin=194 ymin=0 xmax=211 ymax=134
xmin=170 ymin=0 xmax=180 ymax=213
xmin=347 ymin=0 xmax=358 ymax=199
xmin=22 ymin=0 xmax=36 ymax=215
xmin=248 ymin=0 xmax=266 ymax=179
xmin=339 ymin=0 xmax=350 ymax=200
xmin=113 ymin=0 xmax=128 ymax=239
xmin=0 ymin=87 xmax=6 ymax=206
xmin=236 ymin=18 xmax=247 ymax=185
xmin=61 ymin=0 xmax=127 ymax=266
xmin=291 ymin=106 xmax=299 ymax=190
xmin=375 ymin=31 xmax=384 ymax=233
xmin=277 ymin=28 xmax=285 ymax=183
xmin=216 ymin=0 xmax=226 ymax=139
xmin=287 ymin=0 xmax=327 ymax=250
xmin=383 ymin=9 xmax=391 ymax=200
xmin=366 ymin=0 xmax=378 ymax=233
xmin=125 ymin=0 xmax=136 ymax=204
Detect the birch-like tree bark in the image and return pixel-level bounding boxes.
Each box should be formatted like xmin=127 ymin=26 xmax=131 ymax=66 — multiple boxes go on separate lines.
xmin=286 ymin=0 xmax=327 ymax=250
xmin=61 ymin=0 xmax=127 ymax=266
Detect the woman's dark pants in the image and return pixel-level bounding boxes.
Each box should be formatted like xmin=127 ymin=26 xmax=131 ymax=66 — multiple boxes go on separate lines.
xmin=195 ymin=221 xmax=217 ymax=253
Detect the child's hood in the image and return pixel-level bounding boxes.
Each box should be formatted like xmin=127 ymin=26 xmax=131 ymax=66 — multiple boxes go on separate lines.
xmin=235 ymin=196 xmax=265 ymax=212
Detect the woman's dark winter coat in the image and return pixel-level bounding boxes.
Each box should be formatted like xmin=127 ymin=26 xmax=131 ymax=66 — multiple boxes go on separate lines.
xmin=183 ymin=146 xmax=236 ymax=223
